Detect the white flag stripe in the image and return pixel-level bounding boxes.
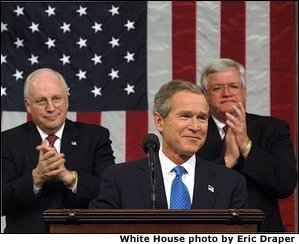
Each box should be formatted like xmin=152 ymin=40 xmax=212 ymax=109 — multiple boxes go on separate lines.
xmin=196 ymin=1 xmax=221 ymax=80
xmin=101 ymin=111 xmax=126 ymax=164
xmin=1 ymin=112 xmax=27 ymax=132
xmin=246 ymin=1 xmax=270 ymax=116
xmin=147 ymin=1 xmax=172 ymax=135
xmin=67 ymin=112 xmax=77 ymax=122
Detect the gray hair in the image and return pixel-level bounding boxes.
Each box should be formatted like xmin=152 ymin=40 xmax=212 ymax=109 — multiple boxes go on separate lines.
xmin=153 ymin=80 xmax=207 ymax=118
xmin=24 ymin=68 xmax=68 ymax=99
xmin=200 ymin=58 xmax=246 ymax=91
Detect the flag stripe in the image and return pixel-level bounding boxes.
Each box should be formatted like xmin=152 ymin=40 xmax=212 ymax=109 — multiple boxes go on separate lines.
xmin=246 ymin=1 xmax=270 ymax=115
xmin=27 ymin=113 xmax=32 ymax=122
xmin=147 ymin=2 xmax=172 ymax=134
xmin=1 ymin=111 xmax=27 ymax=131
xmin=126 ymin=110 xmax=148 ymax=161
xmin=77 ymin=112 xmax=101 ymax=125
xmin=101 ymin=111 xmax=126 ymax=163
xmin=270 ymin=1 xmax=297 ymax=231
xmin=196 ymin=1 xmax=220 ymax=80
xmin=172 ymin=1 xmax=197 ymax=82
xmin=66 ymin=112 xmax=76 ymax=122
xmin=270 ymin=1 xmax=296 ymax=141
xmin=220 ymin=1 xmax=246 ymax=65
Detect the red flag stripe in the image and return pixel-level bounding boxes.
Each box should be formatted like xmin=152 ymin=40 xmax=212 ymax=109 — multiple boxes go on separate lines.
xmin=76 ymin=112 xmax=101 ymax=125
xmin=220 ymin=1 xmax=246 ymax=65
xmin=172 ymin=1 xmax=197 ymax=83
xmin=270 ymin=1 xmax=296 ymax=142
xmin=270 ymin=1 xmax=297 ymax=232
xmin=126 ymin=110 xmax=148 ymax=161
xmin=27 ymin=113 xmax=32 ymax=121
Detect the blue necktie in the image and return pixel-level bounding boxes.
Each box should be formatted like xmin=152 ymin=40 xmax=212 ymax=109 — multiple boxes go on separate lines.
xmin=170 ymin=166 xmax=191 ymax=209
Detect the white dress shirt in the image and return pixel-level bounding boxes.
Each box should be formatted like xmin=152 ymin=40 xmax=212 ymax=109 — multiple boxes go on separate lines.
xmin=159 ymin=149 xmax=196 ymax=208
xmin=212 ymin=115 xmax=227 ymax=139
xmin=36 ymin=124 xmax=65 ymax=152
xmin=34 ymin=123 xmax=77 ymax=193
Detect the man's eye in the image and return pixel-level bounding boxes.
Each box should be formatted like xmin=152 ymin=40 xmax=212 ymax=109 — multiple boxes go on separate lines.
xmin=230 ymin=84 xmax=240 ymax=89
xmin=53 ymin=97 xmax=62 ymax=103
xmin=213 ymin=87 xmax=221 ymax=91
xmin=36 ymin=99 xmax=46 ymax=105
xmin=198 ymin=115 xmax=208 ymax=122
xmin=180 ymin=114 xmax=190 ymax=119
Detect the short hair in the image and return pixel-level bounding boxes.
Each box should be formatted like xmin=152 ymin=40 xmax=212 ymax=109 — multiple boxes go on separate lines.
xmin=24 ymin=68 xmax=68 ymax=99
xmin=200 ymin=58 xmax=246 ymax=91
xmin=153 ymin=80 xmax=207 ymax=118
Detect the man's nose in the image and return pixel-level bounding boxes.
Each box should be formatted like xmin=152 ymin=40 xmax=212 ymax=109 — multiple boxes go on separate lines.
xmin=45 ymin=99 xmax=55 ymax=110
xmin=189 ymin=117 xmax=200 ymax=130
xmin=221 ymin=85 xmax=233 ymax=96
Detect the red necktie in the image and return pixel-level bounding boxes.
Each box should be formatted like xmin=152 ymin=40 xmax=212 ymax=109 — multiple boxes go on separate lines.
xmin=47 ymin=134 xmax=57 ymax=147
xmin=223 ymin=125 xmax=228 ymax=138
xmin=221 ymin=125 xmax=228 ymax=155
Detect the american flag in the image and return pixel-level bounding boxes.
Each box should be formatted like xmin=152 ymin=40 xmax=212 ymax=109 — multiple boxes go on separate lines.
xmin=1 ymin=2 xmax=297 ymax=232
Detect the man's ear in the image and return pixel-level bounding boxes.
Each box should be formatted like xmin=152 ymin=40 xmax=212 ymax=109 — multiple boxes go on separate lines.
xmin=24 ymin=99 xmax=32 ymax=114
xmin=153 ymin=112 xmax=164 ymax=133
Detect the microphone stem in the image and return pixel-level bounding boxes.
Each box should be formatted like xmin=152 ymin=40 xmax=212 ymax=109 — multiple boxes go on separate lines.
xmin=148 ymin=149 xmax=156 ymax=209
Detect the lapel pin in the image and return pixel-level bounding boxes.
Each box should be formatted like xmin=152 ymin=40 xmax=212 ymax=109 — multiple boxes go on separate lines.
xmin=208 ymin=184 xmax=214 ymax=192
xmin=71 ymin=141 xmax=77 ymax=146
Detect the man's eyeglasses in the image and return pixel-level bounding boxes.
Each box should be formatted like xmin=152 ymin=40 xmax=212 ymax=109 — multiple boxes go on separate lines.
xmin=29 ymin=97 xmax=64 ymax=107
xmin=209 ymin=83 xmax=243 ymax=95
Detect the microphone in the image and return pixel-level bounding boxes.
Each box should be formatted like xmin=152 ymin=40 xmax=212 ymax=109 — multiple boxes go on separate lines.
xmin=142 ymin=133 xmax=160 ymax=153
xmin=142 ymin=133 xmax=160 ymax=209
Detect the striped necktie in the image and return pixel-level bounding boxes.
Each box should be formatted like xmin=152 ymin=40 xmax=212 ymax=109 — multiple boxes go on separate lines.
xmin=47 ymin=134 xmax=57 ymax=147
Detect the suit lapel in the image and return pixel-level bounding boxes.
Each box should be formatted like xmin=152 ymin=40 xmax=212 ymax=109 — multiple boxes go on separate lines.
xmin=24 ymin=122 xmax=42 ymax=167
xmin=60 ymin=119 xmax=80 ymax=168
xmin=136 ymin=158 xmax=168 ymax=209
xmin=154 ymin=159 xmax=168 ymax=208
xmin=198 ymin=117 xmax=222 ymax=159
xmin=246 ymin=113 xmax=257 ymax=140
xmin=234 ymin=113 xmax=257 ymax=170
xmin=192 ymin=157 xmax=217 ymax=208
xmin=22 ymin=120 xmax=80 ymax=169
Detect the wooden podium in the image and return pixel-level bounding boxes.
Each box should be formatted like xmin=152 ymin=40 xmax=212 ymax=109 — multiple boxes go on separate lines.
xmin=43 ymin=209 xmax=264 ymax=233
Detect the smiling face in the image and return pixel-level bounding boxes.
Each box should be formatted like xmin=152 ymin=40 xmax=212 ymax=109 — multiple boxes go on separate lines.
xmin=206 ymin=67 xmax=247 ymax=122
xmin=154 ymin=90 xmax=209 ymax=163
xmin=24 ymin=69 xmax=69 ymax=134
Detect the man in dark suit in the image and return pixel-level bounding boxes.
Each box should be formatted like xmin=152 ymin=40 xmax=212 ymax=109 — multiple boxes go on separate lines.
xmin=90 ymin=80 xmax=247 ymax=210
xmin=1 ymin=68 xmax=115 ymax=233
xmin=196 ymin=58 xmax=297 ymax=232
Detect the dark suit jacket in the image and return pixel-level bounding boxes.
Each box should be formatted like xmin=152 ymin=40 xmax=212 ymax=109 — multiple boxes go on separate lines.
xmin=1 ymin=119 xmax=115 ymax=233
xmin=89 ymin=156 xmax=247 ymax=210
xmin=197 ymin=113 xmax=298 ymax=232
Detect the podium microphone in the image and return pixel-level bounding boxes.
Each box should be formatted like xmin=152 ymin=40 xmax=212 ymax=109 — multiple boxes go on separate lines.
xmin=142 ymin=133 xmax=160 ymax=209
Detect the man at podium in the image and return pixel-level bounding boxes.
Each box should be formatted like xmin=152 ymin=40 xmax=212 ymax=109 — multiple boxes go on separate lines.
xmin=90 ymin=80 xmax=247 ymax=210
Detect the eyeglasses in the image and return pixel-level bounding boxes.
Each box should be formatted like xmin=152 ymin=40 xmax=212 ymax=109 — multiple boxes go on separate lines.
xmin=208 ymin=83 xmax=243 ymax=95
xmin=29 ymin=96 xmax=64 ymax=107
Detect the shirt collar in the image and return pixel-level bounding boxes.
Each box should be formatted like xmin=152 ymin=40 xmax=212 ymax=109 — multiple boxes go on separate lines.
xmin=159 ymin=148 xmax=196 ymax=176
xmin=212 ymin=115 xmax=226 ymax=131
xmin=36 ymin=123 xmax=65 ymax=140
xmin=212 ymin=115 xmax=227 ymax=138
